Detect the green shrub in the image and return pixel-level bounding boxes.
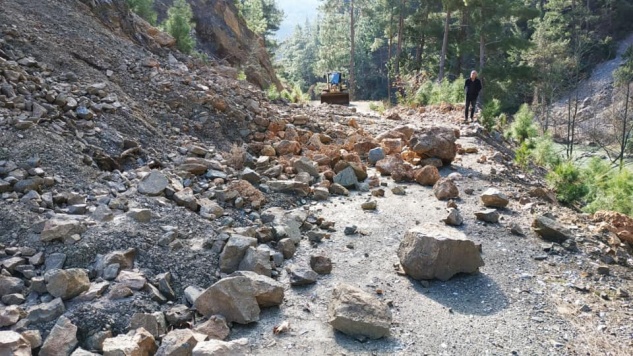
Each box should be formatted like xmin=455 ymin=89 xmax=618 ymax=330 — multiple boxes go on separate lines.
xmin=413 ymin=77 xmax=465 ymax=106
xmin=583 ymin=160 xmax=633 ymax=215
xmin=369 ymin=101 xmax=386 ymax=114
xmin=164 ymin=0 xmax=195 ymax=54
xmin=546 ymin=161 xmax=588 ymax=204
xmin=480 ymin=98 xmax=502 ymax=132
xmin=508 ymin=104 xmax=538 ymax=143
xmin=237 ymin=70 xmax=247 ymax=81
xmin=266 ymin=86 xmax=280 ymax=101
xmin=127 ymin=0 xmax=157 ymax=25
xmin=531 ymin=135 xmax=561 ymax=169
xmin=514 ymin=141 xmax=532 ymax=169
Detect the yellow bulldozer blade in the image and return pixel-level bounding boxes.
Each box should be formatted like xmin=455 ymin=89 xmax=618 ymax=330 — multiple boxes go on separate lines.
xmin=320 ymin=92 xmax=350 ymax=105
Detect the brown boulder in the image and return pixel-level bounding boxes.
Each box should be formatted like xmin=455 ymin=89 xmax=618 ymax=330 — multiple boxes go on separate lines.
xmin=433 ymin=178 xmax=459 ymax=200
xmin=413 ymin=166 xmax=440 ymax=186
xmin=409 ymin=126 xmax=457 ymax=164
xmin=593 ymin=211 xmax=633 ymax=244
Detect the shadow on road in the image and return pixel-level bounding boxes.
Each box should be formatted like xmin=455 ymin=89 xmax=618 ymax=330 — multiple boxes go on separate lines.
xmin=410 ymin=272 xmax=509 ymax=316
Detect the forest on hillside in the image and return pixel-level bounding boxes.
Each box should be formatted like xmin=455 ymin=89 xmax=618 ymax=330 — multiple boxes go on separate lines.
xmin=273 ymin=0 xmax=633 ymax=111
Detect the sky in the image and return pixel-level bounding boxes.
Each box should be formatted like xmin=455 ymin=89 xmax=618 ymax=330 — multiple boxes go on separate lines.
xmin=274 ymin=0 xmax=320 ymax=40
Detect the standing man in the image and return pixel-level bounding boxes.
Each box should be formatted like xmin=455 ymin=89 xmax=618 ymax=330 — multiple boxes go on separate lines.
xmin=464 ymin=70 xmax=483 ymax=123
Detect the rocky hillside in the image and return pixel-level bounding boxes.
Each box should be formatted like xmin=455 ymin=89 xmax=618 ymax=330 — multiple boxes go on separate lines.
xmin=0 ymin=0 xmax=632 ymax=355
xmin=154 ymin=0 xmax=283 ymax=91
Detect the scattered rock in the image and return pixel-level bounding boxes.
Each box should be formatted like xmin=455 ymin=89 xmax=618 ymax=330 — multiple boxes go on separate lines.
xmin=0 ymin=331 xmax=31 ymax=355
xmin=138 ymin=171 xmax=169 ymax=196
xmin=413 ymin=166 xmax=440 ymax=186
xmin=287 ymin=264 xmax=318 ymax=286
xmin=45 ymin=268 xmax=90 ymax=300
xmin=475 ymin=209 xmax=500 ymax=223
xmin=532 ymin=215 xmax=573 ymax=244
xmin=443 ymin=208 xmax=463 ymax=226
xmin=397 ymin=225 xmax=484 ymax=281
xmin=130 ymin=312 xmax=167 ymax=338
xmin=102 ymin=328 xmax=157 ymax=356
xmin=156 ymin=329 xmax=199 ymax=356
xmin=39 ymin=316 xmax=77 ymax=356
xmin=192 ymin=338 xmax=249 ymax=356
xmin=328 ymin=284 xmax=392 ymax=340
xmin=41 ymin=218 xmax=86 ymax=242
xmin=361 ymin=200 xmax=377 ymax=210
xmin=433 ymin=178 xmax=459 ymax=200
xmin=310 ymin=255 xmax=333 ymax=275
xmin=220 ymin=234 xmax=258 ymax=273
xmin=480 ymin=188 xmax=509 ymax=208
xmin=194 ymin=315 xmax=230 ymax=340
xmin=194 ymin=271 xmax=284 ymax=324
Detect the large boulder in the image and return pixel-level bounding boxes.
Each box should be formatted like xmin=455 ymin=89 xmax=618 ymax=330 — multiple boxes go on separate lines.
xmin=39 ymin=316 xmax=77 ymax=356
xmin=0 ymin=331 xmax=31 ymax=356
xmin=328 ymin=284 xmax=392 ymax=340
xmin=219 ymin=235 xmax=258 ymax=274
xmin=480 ymin=188 xmax=509 ymax=208
xmin=409 ymin=127 xmax=457 ymax=164
xmin=45 ymin=268 xmax=90 ymax=300
xmin=532 ymin=215 xmax=573 ymax=244
xmin=194 ymin=271 xmax=284 ymax=324
xmin=397 ymin=225 xmax=484 ymax=281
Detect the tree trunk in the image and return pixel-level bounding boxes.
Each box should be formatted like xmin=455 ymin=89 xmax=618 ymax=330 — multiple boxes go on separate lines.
xmin=439 ymin=8 xmax=451 ymax=82
xmin=620 ymin=83 xmax=630 ymax=170
xmin=387 ymin=3 xmax=395 ymax=104
xmin=350 ymin=0 xmax=355 ymax=100
xmin=395 ymin=0 xmax=406 ymax=75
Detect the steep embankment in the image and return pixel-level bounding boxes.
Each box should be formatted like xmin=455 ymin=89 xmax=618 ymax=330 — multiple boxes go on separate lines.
xmin=0 ymin=0 xmax=631 ymax=354
xmin=154 ymin=0 xmax=283 ymax=91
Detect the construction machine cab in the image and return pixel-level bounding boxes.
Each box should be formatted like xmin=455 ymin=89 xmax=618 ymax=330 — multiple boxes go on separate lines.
xmin=320 ymin=71 xmax=350 ymax=105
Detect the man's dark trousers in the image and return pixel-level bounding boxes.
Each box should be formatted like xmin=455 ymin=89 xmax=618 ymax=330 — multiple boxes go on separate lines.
xmin=465 ymin=96 xmax=478 ymax=121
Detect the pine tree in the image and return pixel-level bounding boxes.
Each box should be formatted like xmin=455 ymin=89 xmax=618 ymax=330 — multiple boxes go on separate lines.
xmin=127 ymin=0 xmax=157 ymax=26
xmin=164 ymin=0 xmax=195 ymax=54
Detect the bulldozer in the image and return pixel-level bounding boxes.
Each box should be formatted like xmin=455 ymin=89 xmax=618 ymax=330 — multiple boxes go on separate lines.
xmin=320 ymin=72 xmax=350 ymax=105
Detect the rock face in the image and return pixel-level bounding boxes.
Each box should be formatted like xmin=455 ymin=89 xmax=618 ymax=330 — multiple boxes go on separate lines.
xmin=480 ymin=188 xmax=509 ymax=208
xmin=194 ymin=271 xmax=284 ymax=324
xmin=155 ymin=0 xmax=282 ymax=90
xmin=409 ymin=127 xmax=458 ymax=164
xmin=532 ymin=215 xmax=573 ymax=243
xmin=397 ymin=225 xmax=484 ymax=281
xmin=328 ymin=284 xmax=392 ymax=340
